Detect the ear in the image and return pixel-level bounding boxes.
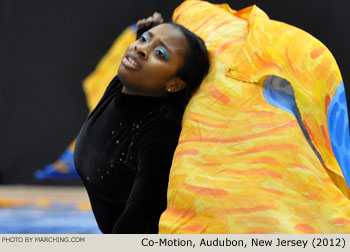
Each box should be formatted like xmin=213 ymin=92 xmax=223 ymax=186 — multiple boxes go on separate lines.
xmin=165 ymin=77 xmax=186 ymax=93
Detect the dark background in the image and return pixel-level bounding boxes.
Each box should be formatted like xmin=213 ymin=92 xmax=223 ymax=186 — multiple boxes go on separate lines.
xmin=1 ymin=0 xmax=349 ymax=185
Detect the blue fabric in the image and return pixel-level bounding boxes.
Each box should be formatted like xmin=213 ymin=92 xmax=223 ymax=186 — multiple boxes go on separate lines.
xmin=327 ymin=83 xmax=350 ymax=187
xmin=35 ymin=150 xmax=79 ymax=179
xmin=263 ymin=76 xmax=323 ymax=162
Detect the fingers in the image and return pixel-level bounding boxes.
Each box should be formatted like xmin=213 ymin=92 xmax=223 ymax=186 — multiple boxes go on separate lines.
xmin=136 ymin=19 xmax=147 ymax=29
xmin=152 ymin=12 xmax=164 ymax=23
xmin=136 ymin=12 xmax=164 ymax=30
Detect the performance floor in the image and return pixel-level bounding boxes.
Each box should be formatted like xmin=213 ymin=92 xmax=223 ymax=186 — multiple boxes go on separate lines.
xmin=0 ymin=185 xmax=101 ymax=234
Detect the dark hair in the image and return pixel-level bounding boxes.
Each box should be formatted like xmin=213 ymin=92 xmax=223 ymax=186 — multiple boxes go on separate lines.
xmin=168 ymin=22 xmax=210 ymax=104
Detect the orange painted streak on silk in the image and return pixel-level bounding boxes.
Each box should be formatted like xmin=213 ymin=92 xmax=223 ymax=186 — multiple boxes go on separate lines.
xmin=165 ymin=207 xmax=196 ymax=219
xmin=180 ymin=225 xmax=206 ymax=232
xmin=173 ymin=1 xmax=202 ymax=22
xmin=202 ymin=162 xmax=221 ymax=166
xmin=214 ymin=41 xmax=232 ymax=57
xmin=285 ymin=48 xmax=297 ymax=73
xmin=325 ymin=94 xmax=331 ymax=116
xmin=193 ymin=14 xmax=217 ymax=33
xmin=294 ymin=224 xmax=316 ymax=234
xmin=233 ymin=143 xmax=298 ymax=156
xmin=331 ymin=218 xmax=350 ymax=225
xmin=179 ymin=120 xmax=298 ymax=145
xmin=224 ymin=169 xmax=283 ymax=179
xmin=213 ymin=37 xmax=245 ymax=56
xmin=302 ymin=119 xmax=318 ymax=149
xmin=321 ymin=177 xmax=333 ymax=183
xmin=183 ymin=183 xmax=228 ymax=196
xmin=174 ymin=149 xmax=199 ymax=158
xmin=252 ymin=122 xmax=282 ymax=128
xmin=243 ymin=110 xmax=275 ymax=116
xmin=255 ymin=52 xmax=282 ymax=72
xmin=305 ymin=193 xmax=323 ymax=202
xmin=289 ymin=164 xmax=311 ymax=171
xmin=310 ymin=47 xmax=325 ymax=59
xmin=209 ymin=86 xmax=230 ymax=104
xmin=213 ymin=20 xmax=232 ymax=31
xmin=249 ymin=156 xmax=279 ymax=165
xmin=188 ymin=118 xmax=229 ymax=128
xmin=216 ymin=205 xmax=277 ymax=214
xmin=260 ymin=187 xmax=284 ymax=195
xmin=320 ymin=125 xmax=333 ymax=153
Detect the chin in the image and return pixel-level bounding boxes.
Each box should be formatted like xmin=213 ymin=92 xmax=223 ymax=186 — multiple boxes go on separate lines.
xmin=117 ymin=69 xmax=140 ymax=94
xmin=118 ymin=66 xmax=133 ymax=85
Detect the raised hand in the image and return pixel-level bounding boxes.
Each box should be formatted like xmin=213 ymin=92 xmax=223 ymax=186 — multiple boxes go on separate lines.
xmin=136 ymin=12 xmax=164 ymax=31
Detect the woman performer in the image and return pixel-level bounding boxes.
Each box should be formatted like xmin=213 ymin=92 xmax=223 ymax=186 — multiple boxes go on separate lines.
xmin=73 ymin=12 xmax=209 ymax=233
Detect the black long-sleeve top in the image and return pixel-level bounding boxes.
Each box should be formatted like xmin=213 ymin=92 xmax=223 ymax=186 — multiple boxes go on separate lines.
xmin=74 ymin=75 xmax=184 ymax=233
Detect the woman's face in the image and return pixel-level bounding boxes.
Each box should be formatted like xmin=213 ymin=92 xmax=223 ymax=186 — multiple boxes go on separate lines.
xmin=118 ymin=23 xmax=188 ymax=97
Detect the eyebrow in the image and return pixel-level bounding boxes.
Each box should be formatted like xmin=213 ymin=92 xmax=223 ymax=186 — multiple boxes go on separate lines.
xmin=147 ymin=31 xmax=171 ymax=52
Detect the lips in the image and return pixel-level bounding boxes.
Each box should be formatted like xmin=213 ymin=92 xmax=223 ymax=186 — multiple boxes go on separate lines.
xmin=121 ymin=53 xmax=140 ymax=70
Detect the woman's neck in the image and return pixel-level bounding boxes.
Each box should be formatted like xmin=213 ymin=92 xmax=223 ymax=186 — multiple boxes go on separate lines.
xmin=121 ymin=84 xmax=167 ymax=98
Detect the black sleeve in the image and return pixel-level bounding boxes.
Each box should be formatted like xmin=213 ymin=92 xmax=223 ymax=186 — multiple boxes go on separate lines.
xmin=111 ymin=119 xmax=181 ymax=233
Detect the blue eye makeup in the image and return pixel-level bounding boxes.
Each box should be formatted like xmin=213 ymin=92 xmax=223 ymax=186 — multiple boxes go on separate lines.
xmin=154 ymin=46 xmax=170 ymax=61
xmin=140 ymin=33 xmax=150 ymax=43
xmin=138 ymin=32 xmax=170 ymax=60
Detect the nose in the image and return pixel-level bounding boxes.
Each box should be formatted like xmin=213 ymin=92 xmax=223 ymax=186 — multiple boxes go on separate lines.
xmin=135 ymin=44 xmax=148 ymax=59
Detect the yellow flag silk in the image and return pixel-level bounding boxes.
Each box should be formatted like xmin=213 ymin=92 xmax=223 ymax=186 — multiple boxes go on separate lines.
xmin=82 ymin=27 xmax=137 ymax=111
xmin=158 ymin=0 xmax=350 ymax=234
xmin=39 ymin=0 xmax=350 ymax=233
